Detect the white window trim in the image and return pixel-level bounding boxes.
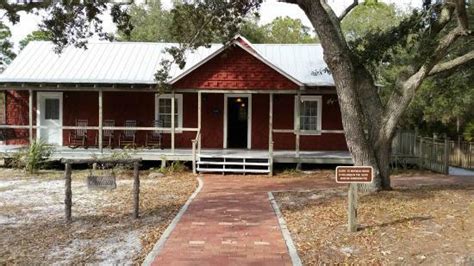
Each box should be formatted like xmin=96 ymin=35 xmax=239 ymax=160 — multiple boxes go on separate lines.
xmin=155 ymin=93 xmax=183 ymax=133
xmin=294 ymin=95 xmax=322 ymax=135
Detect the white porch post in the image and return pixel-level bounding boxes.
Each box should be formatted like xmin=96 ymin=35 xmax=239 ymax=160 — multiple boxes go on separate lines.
xmin=98 ymin=89 xmax=103 ymax=153
xmin=171 ymin=91 xmax=175 ymax=153
xmin=269 ymin=93 xmax=274 ymax=176
xmin=269 ymin=93 xmax=273 ymax=146
xmin=28 ymin=89 xmax=33 ymax=144
xmin=198 ymin=91 xmax=202 ymax=154
xmin=296 ymin=91 xmax=301 ymax=169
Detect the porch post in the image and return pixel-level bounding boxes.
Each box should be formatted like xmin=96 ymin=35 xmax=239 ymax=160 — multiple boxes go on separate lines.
xmin=295 ymin=91 xmax=301 ymax=169
xmin=28 ymin=89 xmax=33 ymax=144
xmin=198 ymin=91 xmax=202 ymax=154
xmin=98 ymin=89 xmax=103 ymax=153
xmin=268 ymin=93 xmax=274 ymax=176
xmin=171 ymin=91 xmax=175 ymax=153
xmin=268 ymin=93 xmax=273 ymax=146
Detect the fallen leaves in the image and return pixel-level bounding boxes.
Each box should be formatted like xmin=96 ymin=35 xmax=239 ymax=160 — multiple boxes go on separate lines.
xmin=275 ymin=183 xmax=474 ymax=265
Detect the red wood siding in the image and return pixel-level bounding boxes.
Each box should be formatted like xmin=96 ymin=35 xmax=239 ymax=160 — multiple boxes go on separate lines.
xmin=5 ymin=91 xmax=31 ymax=145
xmin=173 ymin=46 xmax=299 ymax=90
xmin=271 ymin=94 xmax=347 ymax=151
xmin=201 ymin=94 xmax=224 ymax=148
xmin=4 ymin=90 xmax=347 ymax=151
xmin=251 ymin=94 xmax=269 ymax=149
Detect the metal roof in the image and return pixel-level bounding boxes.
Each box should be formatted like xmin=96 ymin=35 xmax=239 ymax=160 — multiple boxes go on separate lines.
xmin=0 ymin=41 xmax=334 ymax=86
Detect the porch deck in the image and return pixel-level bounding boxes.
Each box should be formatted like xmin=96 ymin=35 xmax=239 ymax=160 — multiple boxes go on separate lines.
xmin=0 ymin=146 xmax=353 ymax=165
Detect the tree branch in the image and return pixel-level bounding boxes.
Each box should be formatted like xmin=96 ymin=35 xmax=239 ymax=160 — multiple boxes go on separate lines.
xmin=429 ymin=50 xmax=474 ymax=76
xmin=338 ymin=0 xmax=359 ymax=21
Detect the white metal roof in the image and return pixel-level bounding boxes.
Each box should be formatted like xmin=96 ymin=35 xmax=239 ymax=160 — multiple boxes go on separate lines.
xmin=0 ymin=41 xmax=334 ymax=86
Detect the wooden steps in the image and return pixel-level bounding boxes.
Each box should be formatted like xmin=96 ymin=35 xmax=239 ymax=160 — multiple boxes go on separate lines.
xmin=197 ymin=154 xmax=270 ymax=174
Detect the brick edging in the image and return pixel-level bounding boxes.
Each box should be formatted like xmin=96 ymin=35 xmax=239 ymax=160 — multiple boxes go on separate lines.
xmin=268 ymin=191 xmax=303 ymax=266
xmin=142 ymin=176 xmax=204 ymax=266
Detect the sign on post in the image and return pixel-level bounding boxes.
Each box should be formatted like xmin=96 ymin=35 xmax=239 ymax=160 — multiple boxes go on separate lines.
xmin=336 ymin=166 xmax=373 ymax=232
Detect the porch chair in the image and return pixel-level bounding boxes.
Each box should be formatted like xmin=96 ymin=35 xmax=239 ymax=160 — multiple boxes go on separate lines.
xmin=145 ymin=120 xmax=163 ymax=149
xmin=68 ymin=119 xmax=88 ymax=149
xmin=119 ymin=120 xmax=137 ymax=148
xmin=95 ymin=119 xmax=115 ymax=148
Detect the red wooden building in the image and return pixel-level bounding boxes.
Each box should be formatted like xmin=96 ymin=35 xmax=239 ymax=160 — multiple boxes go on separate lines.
xmin=0 ymin=36 xmax=351 ymax=173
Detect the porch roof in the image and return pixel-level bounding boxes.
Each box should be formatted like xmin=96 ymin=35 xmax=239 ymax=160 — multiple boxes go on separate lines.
xmin=0 ymin=40 xmax=334 ymax=87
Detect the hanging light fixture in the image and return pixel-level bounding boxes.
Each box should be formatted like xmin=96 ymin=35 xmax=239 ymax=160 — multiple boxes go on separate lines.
xmin=236 ymin=97 xmax=242 ymax=103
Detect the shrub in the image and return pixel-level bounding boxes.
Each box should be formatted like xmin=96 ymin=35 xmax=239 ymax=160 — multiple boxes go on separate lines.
xmin=11 ymin=140 xmax=54 ymax=174
xmin=463 ymin=122 xmax=474 ymax=142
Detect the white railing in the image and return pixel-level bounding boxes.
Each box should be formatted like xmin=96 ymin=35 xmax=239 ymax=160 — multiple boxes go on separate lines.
xmin=191 ymin=130 xmax=201 ymax=175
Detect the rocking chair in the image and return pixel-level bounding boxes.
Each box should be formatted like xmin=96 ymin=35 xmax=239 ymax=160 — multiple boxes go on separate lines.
xmin=95 ymin=120 xmax=115 ymax=148
xmin=68 ymin=119 xmax=88 ymax=149
xmin=119 ymin=120 xmax=137 ymax=148
xmin=145 ymin=120 xmax=163 ymax=149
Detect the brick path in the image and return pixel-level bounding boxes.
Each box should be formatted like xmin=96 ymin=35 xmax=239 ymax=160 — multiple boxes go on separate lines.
xmin=150 ymin=173 xmax=473 ymax=265
xmin=151 ymin=176 xmax=297 ymax=266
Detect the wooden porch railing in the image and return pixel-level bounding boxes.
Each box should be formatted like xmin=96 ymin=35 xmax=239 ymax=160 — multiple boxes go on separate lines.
xmin=191 ymin=129 xmax=201 ymax=175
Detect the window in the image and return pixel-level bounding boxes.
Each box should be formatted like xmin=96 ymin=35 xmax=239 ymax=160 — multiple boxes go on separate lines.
xmin=155 ymin=94 xmax=183 ymax=131
xmin=294 ymin=95 xmax=322 ymax=134
xmin=45 ymin=98 xmax=60 ymax=120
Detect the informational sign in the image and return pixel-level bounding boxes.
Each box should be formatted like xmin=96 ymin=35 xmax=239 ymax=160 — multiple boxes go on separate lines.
xmin=335 ymin=166 xmax=374 ymax=232
xmin=336 ymin=166 xmax=373 ymax=183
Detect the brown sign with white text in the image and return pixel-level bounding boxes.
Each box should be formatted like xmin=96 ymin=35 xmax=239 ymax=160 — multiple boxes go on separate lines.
xmin=336 ymin=166 xmax=373 ymax=183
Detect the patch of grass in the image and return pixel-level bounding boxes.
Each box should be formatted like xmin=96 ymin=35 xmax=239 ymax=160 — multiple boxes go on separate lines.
xmin=9 ymin=141 xmax=54 ymax=174
xmin=159 ymin=161 xmax=188 ymax=175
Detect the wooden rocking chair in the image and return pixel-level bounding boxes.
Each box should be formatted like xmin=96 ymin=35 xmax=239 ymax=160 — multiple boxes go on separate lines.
xmin=95 ymin=120 xmax=115 ymax=148
xmin=119 ymin=120 xmax=137 ymax=148
xmin=68 ymin=119 xmax=88 ymax=149
xmin=146 ymin=120 xmax=163 ymax=149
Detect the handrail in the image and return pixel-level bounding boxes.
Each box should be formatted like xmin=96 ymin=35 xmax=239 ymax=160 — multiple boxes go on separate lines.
xmin=191 ymin=129 xmax=201 ymax=175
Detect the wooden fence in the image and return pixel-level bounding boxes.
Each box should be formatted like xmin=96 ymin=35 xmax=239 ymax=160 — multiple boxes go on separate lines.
xmin=391 ymin=130 xmax=457 ymax=174
xmin=448 ymin=139 xmax=474 ymax=169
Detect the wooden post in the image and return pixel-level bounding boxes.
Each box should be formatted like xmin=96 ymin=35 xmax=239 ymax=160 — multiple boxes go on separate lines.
xmin=419 ymin=137 xmax=424 ymax=169
xmin=413 ymin=128 xmax=418 ymax=156
xmin=64 ymin=162 xmax=72 ymax=222
xmin=295 ymin=92 xmax=301 ymax=170
xmin=192 ymin=139 xmax=197 ymax=175
xmin=269 ymin=93 xmax=273 ymax=146
xmin=457 ymin=135 xmax=461 ymax=166
xmin=161 ymin=158 xmax=166 ymax=171
xmin=269 ymin=141 xmax=274 ymax=176
xmin=28 ymin=89 xmax=33 ymax=144
xmin=98 ymin=90 xmax=103 ymax=153
xmin=171 ymin=91 xmax=175 ymax=153
xmin=444 ymin=134 xmax=449 ymax=175
xmin=348 ymin=183 xmax=358 ymax=232
xmin=133 ymin=161 xmax=140 ymax=219
xmin=197 ymin=92 xmax=202 ymax=154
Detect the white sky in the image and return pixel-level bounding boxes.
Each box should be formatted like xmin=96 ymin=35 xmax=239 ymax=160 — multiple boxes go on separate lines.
xmin=4 ymin=0 xmax=422 ymax=51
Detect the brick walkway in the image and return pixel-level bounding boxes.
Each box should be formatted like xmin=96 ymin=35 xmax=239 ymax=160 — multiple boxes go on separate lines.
xmin=151 ymin=176 xmax=297 ymax=266
xmin=150 ymin=173 xmax=473 ymax=265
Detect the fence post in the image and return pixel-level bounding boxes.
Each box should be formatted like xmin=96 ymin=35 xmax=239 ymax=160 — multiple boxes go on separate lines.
xmin=133 ymin=161 xmax=140 ymax=219
xmin=418 ymin=137 xmax=423 ymax=169
xmin=413 ymin=128 xmax=418 ymax=156
xmin=64 ymin=163 xmax=72 ymax=223
xmin=457 ymin=135 xmax=461 ymax=166
xmin=444 ymin=134 xmax=449 ymax=175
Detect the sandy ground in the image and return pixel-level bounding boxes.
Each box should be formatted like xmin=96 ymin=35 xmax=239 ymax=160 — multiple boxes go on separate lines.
xmin=275 ymin=174 xmax=474 ymax=265
xmin=0 ymin=168 xmax=197 ymax=264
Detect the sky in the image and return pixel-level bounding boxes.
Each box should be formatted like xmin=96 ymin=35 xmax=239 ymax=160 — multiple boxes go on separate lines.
xmin=3 ymin=0 xmax=423 ymax=51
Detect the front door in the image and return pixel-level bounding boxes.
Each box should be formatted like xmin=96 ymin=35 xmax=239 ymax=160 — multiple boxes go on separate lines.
xmin=226 ymin=95 xmax=250 ymax=149
xmin=37 ymin=92 xmax=63 ymax=145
